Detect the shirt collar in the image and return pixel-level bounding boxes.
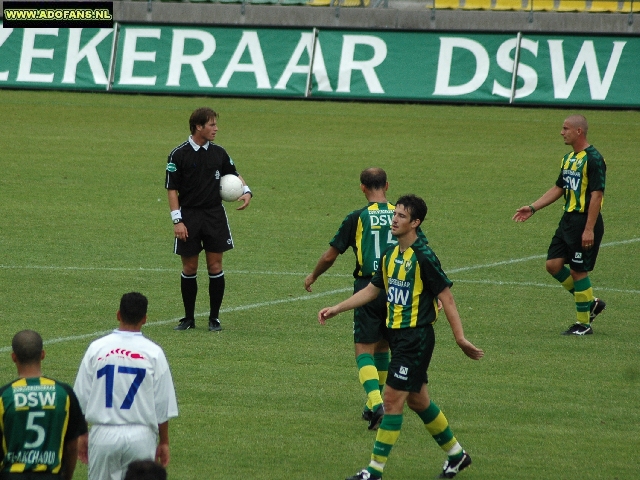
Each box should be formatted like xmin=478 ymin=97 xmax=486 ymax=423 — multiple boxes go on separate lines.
xmin=188 ymin=136 xmax=209 ymax=151
xmin=113 ymin=329 xmax=143 ymax=336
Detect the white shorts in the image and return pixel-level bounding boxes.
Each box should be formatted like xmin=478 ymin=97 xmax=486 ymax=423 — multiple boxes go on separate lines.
xmin=89 ymin=424 xmax=157 ymax=480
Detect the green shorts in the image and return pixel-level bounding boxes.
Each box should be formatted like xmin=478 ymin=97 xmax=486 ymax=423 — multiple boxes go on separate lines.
xmin=385 ymin=324 xmax=435 ymax=393
xmin=352 ymin=276 xmax=387 ymax=345
xmin=547 ymin=212 xmax=604 ymax=272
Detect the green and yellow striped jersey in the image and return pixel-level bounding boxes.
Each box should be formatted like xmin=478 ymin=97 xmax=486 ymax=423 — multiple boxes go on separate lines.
xmin=0 ymin=376 xmax=87 ymax=474
xmin=330 ymin=202 xmax=429 ymax=279
xmin=555 ymin=145 xmax=606 ymax=213
xmin=372 ymin=238 xmax=452 ymax=329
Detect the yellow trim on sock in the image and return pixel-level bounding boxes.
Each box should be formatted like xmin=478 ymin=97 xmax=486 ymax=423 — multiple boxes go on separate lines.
xmin=376 ymin=428 xmax=401 ymax=446
xmin=442 ymin=437 xmax=460 ymax=453
xmin=425 ymin=411 xmax=448 ymax=436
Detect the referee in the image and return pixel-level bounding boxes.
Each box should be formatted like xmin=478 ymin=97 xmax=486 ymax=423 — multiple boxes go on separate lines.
xmin=165 ymin=107 xmax=252 ymax=331
xmin=0 ymin=330 xmax=87 ymax=480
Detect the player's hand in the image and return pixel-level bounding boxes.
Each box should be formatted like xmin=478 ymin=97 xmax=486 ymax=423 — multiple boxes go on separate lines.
xmin=174 ymin=223 xmax=188 ymax=242
xmin=582 ymin=228 xmax=595 ymax=250
xmin=318 ymin=307 xmax=338 ymax=325
xmin=156 ymin=443 xmax=170 ymax=467
xmin=512 ymin=206 xmax=533 ymax=222
xmin=456 ymin=338 xmax=484 ymax=360
xmin=77 ymin=433 xmax=89 ymax=464
xmin=304 ymin=274 xmax=315 ymax=292
xmin=236 ymin=193 xmax=252 ymax=211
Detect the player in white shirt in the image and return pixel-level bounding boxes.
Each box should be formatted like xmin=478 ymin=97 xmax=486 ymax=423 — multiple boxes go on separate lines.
xmin=74 ymin=292 xmax=179 ymax=480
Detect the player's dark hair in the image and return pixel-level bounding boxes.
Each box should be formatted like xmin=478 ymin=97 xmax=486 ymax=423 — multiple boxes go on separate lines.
xmin=360 ymin=167 xmax=387 ymax=190
xmin=124 ymin=460 xmax=167 ymax=480
xmin=119 ymin=292 xmax=148 ymax=325
xmin=189 ymin=107 xmax=218 ymax=135
xmin=12 ymin=330 xmax=43 ymax=364
xmin=396 ymin=194 xmax=427 ymax=224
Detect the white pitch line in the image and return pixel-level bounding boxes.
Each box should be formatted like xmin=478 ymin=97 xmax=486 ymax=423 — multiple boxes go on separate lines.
xmin=0 ymin=288 xmax=352 ymax=353
xmin=1 ymin=237 xmax=637 ymax=352
xmin=453 ymin=279 xmax=640 ymax=295
xmin=0 ymin=237 xmax=637 ymax=276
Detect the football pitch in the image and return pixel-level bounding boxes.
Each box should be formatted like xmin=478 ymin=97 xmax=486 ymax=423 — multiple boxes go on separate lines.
xmin=1 ymin=89 xmax=639 ymax=479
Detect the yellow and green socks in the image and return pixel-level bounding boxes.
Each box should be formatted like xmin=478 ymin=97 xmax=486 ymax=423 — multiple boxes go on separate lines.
xmin=552 ymin=266 xmax=575 ymax=294
xmin=574 ymin=276 xmax=594 ymax=325
xmin=357 ymin=353 xmax=384 ymax=412
xmin=368 ymin=413 xmax=403 ymax=477
xmin=418 ymin=401 xmax=464 ymax=462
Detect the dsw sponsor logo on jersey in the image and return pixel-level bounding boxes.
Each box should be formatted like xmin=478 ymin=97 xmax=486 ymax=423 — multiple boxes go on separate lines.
xmin=388 ymin=285 xmax=410 ymax=305
xmin=369 ymin=212 xmax=393 ymax=227
xmin=563 ymin=169 xmax=582 ymax=190
xmin=388 ymin=278 xmax=410 ymax=305
xmin=13 ymin=390 xmax=56 ymax=408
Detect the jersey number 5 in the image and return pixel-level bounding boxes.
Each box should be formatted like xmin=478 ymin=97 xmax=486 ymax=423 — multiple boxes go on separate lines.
xmin=97 ymin=365 xmax=146 ymax=409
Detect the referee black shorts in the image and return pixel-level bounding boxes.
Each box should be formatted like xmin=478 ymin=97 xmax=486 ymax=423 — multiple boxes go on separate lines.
xmin=174 ymin=205 xmax=234 ymax=257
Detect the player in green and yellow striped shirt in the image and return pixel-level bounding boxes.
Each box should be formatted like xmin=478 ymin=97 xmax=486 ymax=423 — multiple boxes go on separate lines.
xmin=0 ymin=330 xmax=87 ymax=479
xmin=514 ymin=115 xmax=607 ymax=335
xmin=305 ymin=168 xmax=398 ymax=430
xmin=320 ymin=194 xmax=484 ymax=480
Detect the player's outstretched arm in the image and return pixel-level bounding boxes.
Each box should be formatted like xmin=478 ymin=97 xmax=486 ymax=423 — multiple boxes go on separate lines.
xmin=318 ymin=283 xmax=380 ymax=325
xmin=513 ymin=186 xmax=564 ymax=222
xmin=439 ymin=288 xmax=484 ymax=360
xmin=305 ymin=247 xmax=340 ymax=292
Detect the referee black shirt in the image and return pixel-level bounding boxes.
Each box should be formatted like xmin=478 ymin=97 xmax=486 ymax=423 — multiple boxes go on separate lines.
xmin=165 ymin=138 xmax=240 ymax=209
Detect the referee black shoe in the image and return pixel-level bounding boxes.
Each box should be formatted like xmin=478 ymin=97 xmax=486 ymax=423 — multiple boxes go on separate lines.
xmin=208 ymin=318 xmax=222 ymax=332
xmin=590 ymin=298 xmax=606 ymax=322
xmin=174 ymin=318 xmax=195 ymax=330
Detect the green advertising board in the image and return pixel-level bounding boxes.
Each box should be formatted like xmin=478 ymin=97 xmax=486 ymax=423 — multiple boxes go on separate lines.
xmin=0 ymin=22 xmax=638 ymax=107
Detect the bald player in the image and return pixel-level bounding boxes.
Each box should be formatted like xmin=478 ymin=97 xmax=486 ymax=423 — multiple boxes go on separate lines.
xmin=513 ymin=114 xmax=607 ymax=335
xmin=1 ymin=330 xmax=87 ymax=479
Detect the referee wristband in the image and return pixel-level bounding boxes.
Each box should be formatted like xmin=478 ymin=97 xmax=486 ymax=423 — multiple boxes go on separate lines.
xmin=242 ymin=185 xmax=253 ymax=198
xmin=529 ymin=204 xmax=536 ymax=214
xmin=170 ymin=209 xmax=182 ymax=222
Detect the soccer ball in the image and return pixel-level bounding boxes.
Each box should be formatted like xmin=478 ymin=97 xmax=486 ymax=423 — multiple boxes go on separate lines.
xmin=219 ymin=174 xmax=243 ymax=202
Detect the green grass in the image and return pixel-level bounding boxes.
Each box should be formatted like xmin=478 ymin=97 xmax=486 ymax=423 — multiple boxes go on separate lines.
xmin=1 ymin=89 xmax=639 ymax=479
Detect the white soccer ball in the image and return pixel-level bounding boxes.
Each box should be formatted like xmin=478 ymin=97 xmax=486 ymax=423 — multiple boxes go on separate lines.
xmin=219 ymin=174 xmax=243 ymax=202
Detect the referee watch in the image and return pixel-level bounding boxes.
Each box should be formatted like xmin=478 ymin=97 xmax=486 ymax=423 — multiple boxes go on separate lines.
xmin=173 ymin=218 xmax=182 ymax=225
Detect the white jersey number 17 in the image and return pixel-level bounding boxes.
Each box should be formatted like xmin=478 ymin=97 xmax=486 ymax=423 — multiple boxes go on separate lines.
xmin=97 ymin=365 xmax=146 ymax=409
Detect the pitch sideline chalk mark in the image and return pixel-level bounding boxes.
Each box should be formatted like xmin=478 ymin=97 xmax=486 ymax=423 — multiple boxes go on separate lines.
xmin=0 ymin=288 xmax=352 ymax=353
xmin=0 ymin=237 xmax=637 ymax=352
xmin=0 ymin=238 xmax=637 ymax=277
